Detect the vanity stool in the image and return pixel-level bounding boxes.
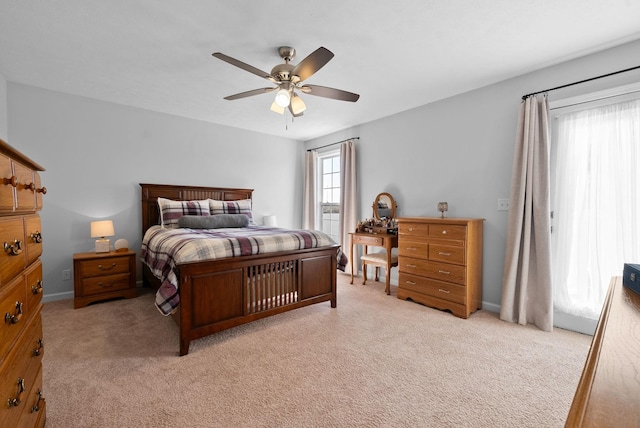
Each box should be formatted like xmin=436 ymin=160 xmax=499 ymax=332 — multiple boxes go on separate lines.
xmin=361 ymin=250 xmax=398 ymax=295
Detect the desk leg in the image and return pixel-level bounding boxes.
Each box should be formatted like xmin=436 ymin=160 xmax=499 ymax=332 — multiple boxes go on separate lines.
xmin=350 ymin=235 xmax=354 ymax=284
xmin=385 ymin=250 xmax=391 ymax=295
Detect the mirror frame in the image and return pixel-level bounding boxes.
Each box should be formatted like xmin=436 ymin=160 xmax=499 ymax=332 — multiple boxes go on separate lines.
xmin=372 ymin=192 xmax=397 ymax=220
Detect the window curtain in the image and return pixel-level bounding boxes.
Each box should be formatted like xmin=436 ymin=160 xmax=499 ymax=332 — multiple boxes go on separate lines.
xmin=339 ymin=140 xmax=357 ymax=273
xmin=302 ymin=150 xmax=317 ymax=230
xmin=552 ymin=99 xmax=640 ymax=319
xmin=500 ymin=95 xmax=553 ymax=332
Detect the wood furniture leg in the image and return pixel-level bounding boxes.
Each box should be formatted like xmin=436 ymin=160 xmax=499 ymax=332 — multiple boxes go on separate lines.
xmin=350 ymin=233 xmax=354 ymax=284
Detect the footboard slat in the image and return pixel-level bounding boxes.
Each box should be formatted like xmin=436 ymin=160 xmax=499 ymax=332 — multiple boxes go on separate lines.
xmin=247 ymin=260 xmax=298 ymax=315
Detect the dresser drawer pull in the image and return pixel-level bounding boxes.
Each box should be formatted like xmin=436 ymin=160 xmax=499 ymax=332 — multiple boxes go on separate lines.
xmin=405 ymin=280 xmax=417 ymax=285
xmin=30 ymin=390 xmax=45 ymax=413
xmin=32 ymin=279 xmax=44 ymax=295
xmin=98 ymin=263 xmax=117 ymax=271
xmin=406 ymin=247 xmax=417 ymax=251
xmin=3 ymin=175 xmax=17 ymax=187
xmin=30 ymin=230 xmax=43 ymax=243
xmin=407 ymin=227 xmax=414 ymax=232
xmin=4 ymin=239 xmax=23 ymax=256
xmin=25 ymin=182 xmax=36 ymax=191
xmin=4 ymin=301 xmax=23 ymax=324
xmin=438 ymin=251 xmax=452 ymax=256
xmin=442 ymin=230 xmax=447 ymax=234
xmin=7 ymin=377 xmax=25 ymax=408
xmin=438 ymin=288 xmax=451 ymax=294
xmin=438 ymin=270 xmax=451 ymax=275
xmin=33 ymin=338 xmax=44 ymax=357
xmin=98 ymin=281 xmax=115 ymax=288
xmin=406 ymin=264 xmax=417 ymax=268
xmin=36 ymin=186 xmax=47 ymax=194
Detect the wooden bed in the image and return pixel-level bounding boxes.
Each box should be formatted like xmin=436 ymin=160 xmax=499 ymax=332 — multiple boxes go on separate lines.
xmin=140 ymin=183 xmax=338 ymax=356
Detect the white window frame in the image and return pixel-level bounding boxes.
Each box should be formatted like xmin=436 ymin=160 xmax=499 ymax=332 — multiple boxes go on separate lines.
xmin=317 ymin=148 xmax=341 ymax=243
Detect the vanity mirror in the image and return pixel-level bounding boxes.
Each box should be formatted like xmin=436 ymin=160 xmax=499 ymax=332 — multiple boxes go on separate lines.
xmin=373 ymin=192 xmax=397 ymax=220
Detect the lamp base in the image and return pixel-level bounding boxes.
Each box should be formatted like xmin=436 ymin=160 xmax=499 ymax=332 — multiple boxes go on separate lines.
xmin=95 ymin=238 xmax=110 ymax=253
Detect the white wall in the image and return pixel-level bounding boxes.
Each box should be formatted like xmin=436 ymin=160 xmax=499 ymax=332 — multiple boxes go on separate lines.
xmin=7 ymin=84 xmax=303 ymax=300
xmin=0 ymin=72 xmax=7 ymax=141
xmin=305 ymin=39 xmax=640 ymax=313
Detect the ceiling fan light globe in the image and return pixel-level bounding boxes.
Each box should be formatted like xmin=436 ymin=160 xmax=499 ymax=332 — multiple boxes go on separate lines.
xmin=270 ymin=101 xmax=285 ymax=114
xmin=290 ymin=94 xmax=307 ymax=115
xmin=274 ymin=89 xmax=290 ymax=107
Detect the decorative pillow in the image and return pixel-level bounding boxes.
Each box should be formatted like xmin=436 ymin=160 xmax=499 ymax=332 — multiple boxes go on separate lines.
xmin=178 ymin=214 xmax=250 ymax=229
xmin=157 ymin=197 xmax=210 ymax=229
xmin=209 ymin=199 xmax=254 ymax=224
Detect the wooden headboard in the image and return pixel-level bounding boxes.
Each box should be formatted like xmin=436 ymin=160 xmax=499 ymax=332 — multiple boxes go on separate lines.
xmin=139 ymin=183 xmax=253 ymax=236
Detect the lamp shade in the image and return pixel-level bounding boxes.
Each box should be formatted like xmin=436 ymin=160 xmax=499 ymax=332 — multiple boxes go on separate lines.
xmin=263 ymin=215 xmax=278 ymax=227
xmin=90 ymin=220 xmax=115 ymax=238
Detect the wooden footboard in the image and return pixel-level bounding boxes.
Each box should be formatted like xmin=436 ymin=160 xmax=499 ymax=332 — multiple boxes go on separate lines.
xmin=176 ymin=246 xmax=337 ymax=356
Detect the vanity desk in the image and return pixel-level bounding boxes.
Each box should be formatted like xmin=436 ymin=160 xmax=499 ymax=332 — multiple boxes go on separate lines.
xmin=349 ymin=231 xmax=398 ymax=293
xmin=350 ymin=192 xmax=399 ymax=295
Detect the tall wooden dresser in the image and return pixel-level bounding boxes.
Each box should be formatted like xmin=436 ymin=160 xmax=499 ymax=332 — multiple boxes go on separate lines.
xmin=396 ymin=217 xmax=483 ymax=318
xmin=0 ymin=139 xmax=46 ymax=428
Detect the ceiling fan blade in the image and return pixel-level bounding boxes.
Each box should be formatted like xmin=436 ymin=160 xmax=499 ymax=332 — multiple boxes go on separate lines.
xmin=224 ymin=87 xmax=277 ymax=101
xmin=291 ymin=47 xmax=334 ymax=82
xmin=212 ymin=52 xmax=278 ymax=84
xmin=300 ymin=84 xmax=360 ymax=102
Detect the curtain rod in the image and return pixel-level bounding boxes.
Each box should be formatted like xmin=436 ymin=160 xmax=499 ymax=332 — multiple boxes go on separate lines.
xmin=307 ymin=137 xmax=359 ymax=152
xmin=521 ymin=64 xmax=640 ymax=100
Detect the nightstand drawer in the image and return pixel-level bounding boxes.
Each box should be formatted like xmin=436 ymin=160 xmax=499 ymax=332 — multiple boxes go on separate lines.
xmin=79 ymin=256 xmax=130 ymax=278
xmin=81 ymin=273 xmax=130 ymax=296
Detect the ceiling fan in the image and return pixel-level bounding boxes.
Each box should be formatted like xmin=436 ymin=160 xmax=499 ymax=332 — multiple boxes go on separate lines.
xmin=212 ymin=46 xmax=359 ymax=117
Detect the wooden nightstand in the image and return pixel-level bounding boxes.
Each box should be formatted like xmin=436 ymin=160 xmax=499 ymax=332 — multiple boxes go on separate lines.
xmin=73 ymin=250 xmax=137 ymax=308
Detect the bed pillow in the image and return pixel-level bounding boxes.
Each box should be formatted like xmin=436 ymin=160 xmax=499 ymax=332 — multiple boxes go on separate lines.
xmin=209 ymin=199 xmax=255 ymax=224
xmin=178 ymin=214 xmax=250 ymax=229
xmin=158 ymin=197 xmax=210 ymax=229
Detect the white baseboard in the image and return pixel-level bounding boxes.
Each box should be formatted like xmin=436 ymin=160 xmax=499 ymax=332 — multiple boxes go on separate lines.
xmin=42 ymin=291 xmax=74 ymax=303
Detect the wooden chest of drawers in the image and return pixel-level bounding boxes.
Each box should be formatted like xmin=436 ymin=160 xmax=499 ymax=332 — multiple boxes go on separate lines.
xmin=73 ymin=250 xmax=137 ymax=308
xmin=0 ymin=139 xmax=46 ymax=428
xmin=396 ymin=217 xmax=483 ymax=318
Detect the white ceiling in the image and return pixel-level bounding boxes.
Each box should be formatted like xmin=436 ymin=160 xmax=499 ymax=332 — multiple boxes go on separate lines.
xmin=1 ymin=1 xmax=640 ymax=141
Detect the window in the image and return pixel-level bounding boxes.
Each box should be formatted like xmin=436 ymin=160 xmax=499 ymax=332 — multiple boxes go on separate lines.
xmin=551 ymin=95 xmax=640 ymax=321
xmin=319 ymin=151 xmax=340 ymax=242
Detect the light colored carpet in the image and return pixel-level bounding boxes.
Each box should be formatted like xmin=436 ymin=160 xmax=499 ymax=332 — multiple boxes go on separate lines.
xmin=41 ymin=273 xmax=591 ymax=427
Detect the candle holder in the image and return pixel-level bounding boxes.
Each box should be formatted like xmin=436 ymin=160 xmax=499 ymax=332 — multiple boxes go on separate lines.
xmin=437 ymin=202 xmax=448 ymax=218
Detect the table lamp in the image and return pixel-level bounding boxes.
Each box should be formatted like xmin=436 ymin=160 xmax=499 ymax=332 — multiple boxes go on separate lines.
xmin=91 ymin=220 xmax=114 ymax=253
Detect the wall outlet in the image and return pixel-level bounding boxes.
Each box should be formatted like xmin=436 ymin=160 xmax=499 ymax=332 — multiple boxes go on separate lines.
xmin=62 ymin=269 xmax=71 ymax=281
xmin=498 ymin=199 xmax=510 ymax=211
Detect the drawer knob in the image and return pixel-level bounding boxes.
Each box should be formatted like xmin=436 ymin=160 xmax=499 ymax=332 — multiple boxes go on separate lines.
xmin=33 ymin=338 xmax=44 ymax=357
xmin=30 ymin=231 xmax=43 ymax=243
xmin=25 ymin=182 xmax=36 ymax=191
xmin=4 ymin=301 xmax=23 ymax=325
xmin=438 ymin=288 xmax=451 ymax=294
xmin=30 ymin=389 xmax=45 ymax=413
xmin=442 ymin=230 xmax=447 ymax=234
xmin=98 ymin=263 xmax=117 ymax=271
xmin=4 ymin=239 xmax=23 ymax=256
xmin=32 ymin=279 xmax=44 ymax=295
xmin=36 ymin=186 xmax=47 ymax=195
xmin=7 ymin=377 xmax=25 ymax=408
xmin=2 ymin=175 xmax=17 ymax=187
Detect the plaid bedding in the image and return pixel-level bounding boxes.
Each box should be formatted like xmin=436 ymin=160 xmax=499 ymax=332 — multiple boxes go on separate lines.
xmin=141 ymin=225 xmax=347 ymax=315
